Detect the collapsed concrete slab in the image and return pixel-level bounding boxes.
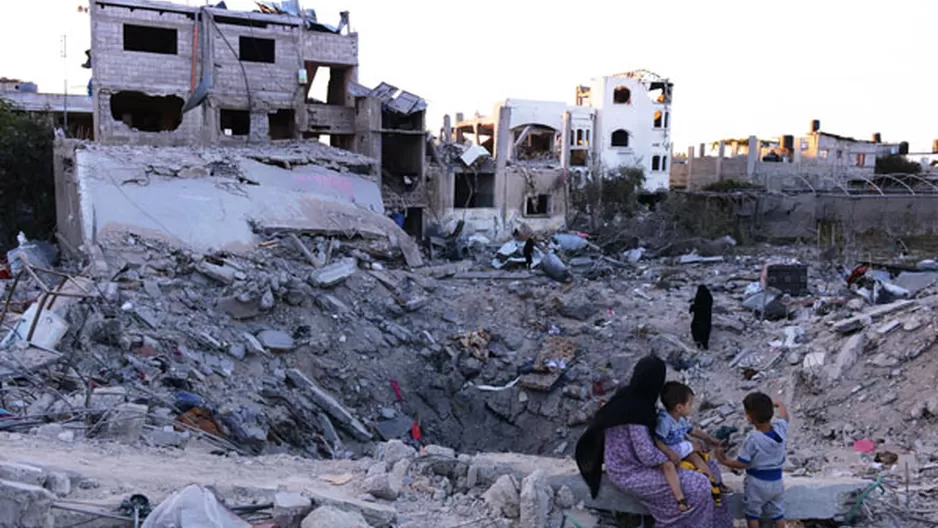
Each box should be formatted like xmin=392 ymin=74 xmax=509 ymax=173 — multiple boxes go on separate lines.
xmin=55 ymin=141 xmax=423 ymax=267
xmin=0 ymin=479 xmax=55 ymax=528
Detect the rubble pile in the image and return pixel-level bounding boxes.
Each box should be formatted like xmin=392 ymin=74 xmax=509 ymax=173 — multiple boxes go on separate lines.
xmin=5 ymin=225 xmax=938 ymax=525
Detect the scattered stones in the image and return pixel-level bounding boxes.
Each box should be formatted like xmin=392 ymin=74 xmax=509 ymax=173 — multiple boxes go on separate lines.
xmin=301 ymin=506 xmax=373 ymax=528
xmin=273 ymin=491 xmax=313 ymax=528
xmin=363 ymin=473 xmax=402 ymax=501
xmin=519 ymin=470 xmax=552 ymax=528
xmin=256 ymin=329 xmax=295 ymax=352
xmin=196 ymin=260 xmax=240 ymax=284
xmin=104 ymin=403 xmax=148 ymax=442
xmin=483 ymin=474 xmax=520 ymax=519
xmin=870 ymin=352 xmax=899 ymax=368
xmin=0 ymin=480 xmax=55 ymax=528
xmin=379 ymin=440 xmax=417 ymax=467
xmin=554 ymin=484 xmax=575 ymax=509
xmin=0 ymin=462 xmax=45 ymax=487
xmin=304 ymin=487 xmax=396 ymax=527
xmin=309 ymin=258 xmax=358 ymax=287
xmin=825 ymin=333 xmax=865 ymax=381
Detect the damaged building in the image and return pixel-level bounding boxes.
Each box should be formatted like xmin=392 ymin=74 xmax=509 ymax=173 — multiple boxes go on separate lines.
xmin=2 ymin=0 xmax=434 ymax=262
xmin=428 ymin=70 xmax=673 ymax=237
xmin=670 ymin=119 xmax=922 ymax=193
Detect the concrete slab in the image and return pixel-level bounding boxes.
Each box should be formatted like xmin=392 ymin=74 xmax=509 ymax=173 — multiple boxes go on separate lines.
xmin=0 ymin=479 xmax=55 ymax=528
xmin=72 ymin=145 xmax=397 ymax=255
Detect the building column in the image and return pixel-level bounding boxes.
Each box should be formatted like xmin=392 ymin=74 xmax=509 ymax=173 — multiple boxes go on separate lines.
xmin=716 ymin=140 xmax=726 ymax=181
xmin=698 ymin=143 xmax=706 ymax=158
xmin=793 ymin=136 xmax=802 ymax=164
xmin=687 ymin=146 xmax=695 ymax=188
xmin=443 ymin=114 xmax=451 ymax=143
xmin=747 ymin=135 xmax=758 ymax=179
xmin=495 ymin=106 xmax=512 ymax=233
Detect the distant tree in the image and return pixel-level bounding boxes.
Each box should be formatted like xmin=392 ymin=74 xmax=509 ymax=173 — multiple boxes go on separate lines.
xmin=875 ymin=154 xmax=920 ymax=175
xmin=0 ymin=99 xmax=56 ymax=251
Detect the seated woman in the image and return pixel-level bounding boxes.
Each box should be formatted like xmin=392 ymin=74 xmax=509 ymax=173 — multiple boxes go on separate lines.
xmin=575 ymin=354 xmax=732 ymax=528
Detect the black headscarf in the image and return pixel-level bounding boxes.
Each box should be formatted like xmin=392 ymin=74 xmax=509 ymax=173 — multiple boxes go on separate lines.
xmin=574 ymin=354 xmax=667 ymax=498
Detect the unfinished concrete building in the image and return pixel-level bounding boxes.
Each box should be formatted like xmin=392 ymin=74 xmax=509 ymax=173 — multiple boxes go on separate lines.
xmin=427 ymin=70 xmax=672 ymax=238
xmin=670 ymin=120 xmax=913 ymax=192
xmin=88 ymin=0 xmax=361 ymax=145
xmin=1 ymin=0 xmax=434 ymax=267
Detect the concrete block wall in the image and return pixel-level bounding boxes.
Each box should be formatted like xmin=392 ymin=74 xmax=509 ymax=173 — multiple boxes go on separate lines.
xmin=307 ymin=104 xmax=356 ymax=135
xmin=89 ymin=2 xmax=359 ymax=146
xmin=301 ymin=32 xmax=359 ymax=66
xmin=91 ymin=3 xmax=204 ymax=145
xmin=211 ymin=22 xmax=302 ymax=104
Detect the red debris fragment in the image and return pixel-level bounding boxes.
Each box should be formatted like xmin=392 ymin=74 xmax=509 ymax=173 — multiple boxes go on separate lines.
xmin=390 ymin=379 xmax=402 ymax=402
xmin=410 ymin=421 xmax=421 ymax=443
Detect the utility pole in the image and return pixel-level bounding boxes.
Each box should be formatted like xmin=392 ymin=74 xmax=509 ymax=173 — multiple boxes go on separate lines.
xmin=61 ymin=34 xmax=69 ymax=136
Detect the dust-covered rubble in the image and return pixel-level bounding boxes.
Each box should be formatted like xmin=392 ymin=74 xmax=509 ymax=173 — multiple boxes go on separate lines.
xmin=6 ymin=224 xmax=938 ymax=524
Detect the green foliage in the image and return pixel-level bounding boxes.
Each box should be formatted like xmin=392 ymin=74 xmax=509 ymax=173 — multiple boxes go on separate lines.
xmin=571 ymin=165 xmax=646 ymax=226
xmin=875 ymin=154 xmax=920 ymax=175
xmin=658 ymin=193 xmax=739 ymax=240
xmin=0 ymin=99 xmax=56 ymax=251
xmin=702 ymin=179 xmax=762 ymax=192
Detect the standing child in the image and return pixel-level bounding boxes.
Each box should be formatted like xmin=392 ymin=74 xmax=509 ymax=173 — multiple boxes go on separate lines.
xmin=715 ymin=392 xmax=789 ymax=528
xmin=654 ymin=381 xmax=730 ymax=512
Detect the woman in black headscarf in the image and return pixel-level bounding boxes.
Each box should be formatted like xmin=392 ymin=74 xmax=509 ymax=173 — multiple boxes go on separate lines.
xmin=574 ymin=354 xmax=731 ymax=528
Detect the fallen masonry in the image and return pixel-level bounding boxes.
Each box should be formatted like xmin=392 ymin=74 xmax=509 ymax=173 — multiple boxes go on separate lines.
xmin=0 ymin=439 xmax=873 ymax=528
xmin=5 ymin=158 xmax=938 ymax=526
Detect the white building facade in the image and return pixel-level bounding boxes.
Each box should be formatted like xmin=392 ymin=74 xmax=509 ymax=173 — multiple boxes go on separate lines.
xmin=578 ymin=70 xmax=674 ymax=192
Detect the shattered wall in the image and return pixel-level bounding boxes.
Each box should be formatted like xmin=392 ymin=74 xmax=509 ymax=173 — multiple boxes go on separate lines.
xmin=89 ymin=0 xmax=360 ymax=147
xmin=91 ymin=1 xmax=205 ymax=145
xmin=426 ymin=165 xmax=566 ymax=237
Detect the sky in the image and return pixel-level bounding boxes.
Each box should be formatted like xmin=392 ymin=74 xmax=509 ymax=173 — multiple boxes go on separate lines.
xmin=3 ymin=0 xmax=937 ymax=152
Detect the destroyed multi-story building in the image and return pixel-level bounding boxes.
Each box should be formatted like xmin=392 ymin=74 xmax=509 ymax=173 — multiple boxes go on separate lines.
xmin=1 ymin=0 xmax=434 ymax=260
xmin=428 ymin=70 xmax=673 ymax=237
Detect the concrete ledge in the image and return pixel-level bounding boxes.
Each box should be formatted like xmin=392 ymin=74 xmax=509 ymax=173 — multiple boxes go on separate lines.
xmin=468 ymin=453 xmax=867 ymax=521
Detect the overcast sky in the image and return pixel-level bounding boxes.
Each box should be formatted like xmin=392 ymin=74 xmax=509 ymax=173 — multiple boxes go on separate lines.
xmin=3 ymin=0 xmax=936 ymax=151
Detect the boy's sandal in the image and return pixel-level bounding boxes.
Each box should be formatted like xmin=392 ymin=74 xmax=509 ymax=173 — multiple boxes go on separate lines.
xmin=677 ymin=498 xmax=693 ymax=513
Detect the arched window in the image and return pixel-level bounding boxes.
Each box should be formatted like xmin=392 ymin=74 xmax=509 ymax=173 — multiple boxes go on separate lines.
xmin=613 ymin=86 xmax=631 ymax=104
xmin=653 ymin=110 xmax=663 ymax=128
xmin=662 ymin=156 xmax=668 ymax=171
xmin=611 ymin=129 xmax=630 ymax=147
xmin=652 ymin=155 xmax=661 ymax=171
xmin=664 ymin=112 xmax=670 ymax=129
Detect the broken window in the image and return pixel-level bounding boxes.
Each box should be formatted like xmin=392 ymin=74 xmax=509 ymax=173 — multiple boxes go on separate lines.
xmin=514 ymin=126 xmax=556 ymax=160
xmin=570 ymin=150 xmax=588 ymax=167
xmin=648 ymin=81 xmax=672 ymax=104
xmin=524 ymin=195 xmax=551 ymax=217
xmin=268 ymin=109 xmax=295 ymax=139
xmin=123 ymin=24 xmax=178 ymax=55
xmin=239 ymin=36 xmax=275 ymax=63
xmin=653 ymin=110 xmax=663 ymax=128
xmin=611 ymin=129 xmax=630 ymax=147
xmin=652 ymin=155 xmax=661 ymax=171
xmin=613 ymin=86 xmax=631 ymax=104
xmin=576 ymin=129 xmax=584 ymax=146
xmin=110 ymin=91 xmax=183 ymax=132
xmin=819 ymin=149 xmax=829 ymax=159
xmin=220 ymin=109 xmax=250 ymax=136
xmin=664 ymin=112 xmax=670 ymax=129
xmin=662 ymin=156 xmax=668 ymax=171
xmin=454 ymin=173 xmax=496 ymax=208
xmin=856 ymin=153 xmax=866 ymax=167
